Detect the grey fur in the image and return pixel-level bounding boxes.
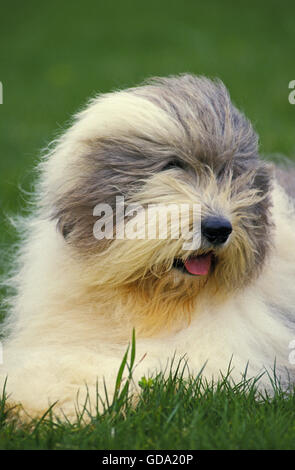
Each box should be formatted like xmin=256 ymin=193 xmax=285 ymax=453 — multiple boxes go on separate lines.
xmin=275 ymin=166 xmax=295 ymax=199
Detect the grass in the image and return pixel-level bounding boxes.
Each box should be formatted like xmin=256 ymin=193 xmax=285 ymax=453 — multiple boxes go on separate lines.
xmin=0 ymin=0 xmax=295 ymax=451
xmin=1 ymin=337 xmax=295 ymax=450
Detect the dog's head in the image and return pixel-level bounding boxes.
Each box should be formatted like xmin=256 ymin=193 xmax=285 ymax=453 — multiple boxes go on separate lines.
xmin=45 ymin=75 xmax=273 ymax=332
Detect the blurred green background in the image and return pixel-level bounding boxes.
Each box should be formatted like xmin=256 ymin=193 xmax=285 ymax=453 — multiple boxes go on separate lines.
xmin=0 ymin=0 xmax=294 ymax=250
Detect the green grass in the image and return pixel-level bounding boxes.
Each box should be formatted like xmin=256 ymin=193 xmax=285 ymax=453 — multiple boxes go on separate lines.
xmin=1 ymin=339 xmax=295 ymax=450
xmin=1 ymin=0 xmax=295 ymax=450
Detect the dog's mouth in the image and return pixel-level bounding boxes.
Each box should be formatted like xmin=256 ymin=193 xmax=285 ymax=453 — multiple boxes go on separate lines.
xmin=173 ymin=252 xmax=214 ymax=276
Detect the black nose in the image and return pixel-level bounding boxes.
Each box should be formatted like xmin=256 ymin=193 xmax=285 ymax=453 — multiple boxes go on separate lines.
xmin=202 ymin=216 xmax=232 ymax=245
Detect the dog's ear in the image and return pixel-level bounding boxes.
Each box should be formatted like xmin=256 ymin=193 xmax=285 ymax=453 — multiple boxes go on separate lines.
xmin=52 ymin=183 xmax=110 ymax=249
xmin=58 ymin=219 xmax=76 ymax=240
xmin=53 ymin=200 xmax=81 ymax=242
xmin=253 ymin=161 xmax=273 ymax=194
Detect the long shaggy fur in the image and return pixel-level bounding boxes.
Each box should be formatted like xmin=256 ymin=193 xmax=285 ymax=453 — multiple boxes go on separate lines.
xmin=1 ymin=74 xmax=295 ymax=420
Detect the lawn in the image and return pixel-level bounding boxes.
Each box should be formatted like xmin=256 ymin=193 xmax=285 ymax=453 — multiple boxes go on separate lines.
xmin=1 ymin=342 xmax=295 ymax=450
xmin=0 ymin=0 xmax=295 ymax=450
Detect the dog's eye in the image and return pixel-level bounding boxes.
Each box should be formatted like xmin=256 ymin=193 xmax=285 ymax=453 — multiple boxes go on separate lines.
xmin=162 ymin=160 xmax=184 ymax=171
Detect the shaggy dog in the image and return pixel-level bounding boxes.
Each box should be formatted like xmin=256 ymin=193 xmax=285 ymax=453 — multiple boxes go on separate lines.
xmin=1 ymin=74 xmax=295 ymax=420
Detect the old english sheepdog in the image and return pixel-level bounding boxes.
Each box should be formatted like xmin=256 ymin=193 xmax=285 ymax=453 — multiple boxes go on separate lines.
xmin=1 ymin=74 xmax=295 ymax=420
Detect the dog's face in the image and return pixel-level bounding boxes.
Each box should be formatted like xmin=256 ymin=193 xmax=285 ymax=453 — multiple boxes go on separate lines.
xmin=48 ymin=75 xmax=273 ymax=331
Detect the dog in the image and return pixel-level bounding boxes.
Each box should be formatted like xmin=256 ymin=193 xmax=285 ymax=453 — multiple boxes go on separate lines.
xmin=1 ymin=74 xmax=295 ymax=420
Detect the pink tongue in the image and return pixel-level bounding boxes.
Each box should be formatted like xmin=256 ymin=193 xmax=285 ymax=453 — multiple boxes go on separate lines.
xmin=184 ymin=254 xmax=212 ymax=276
